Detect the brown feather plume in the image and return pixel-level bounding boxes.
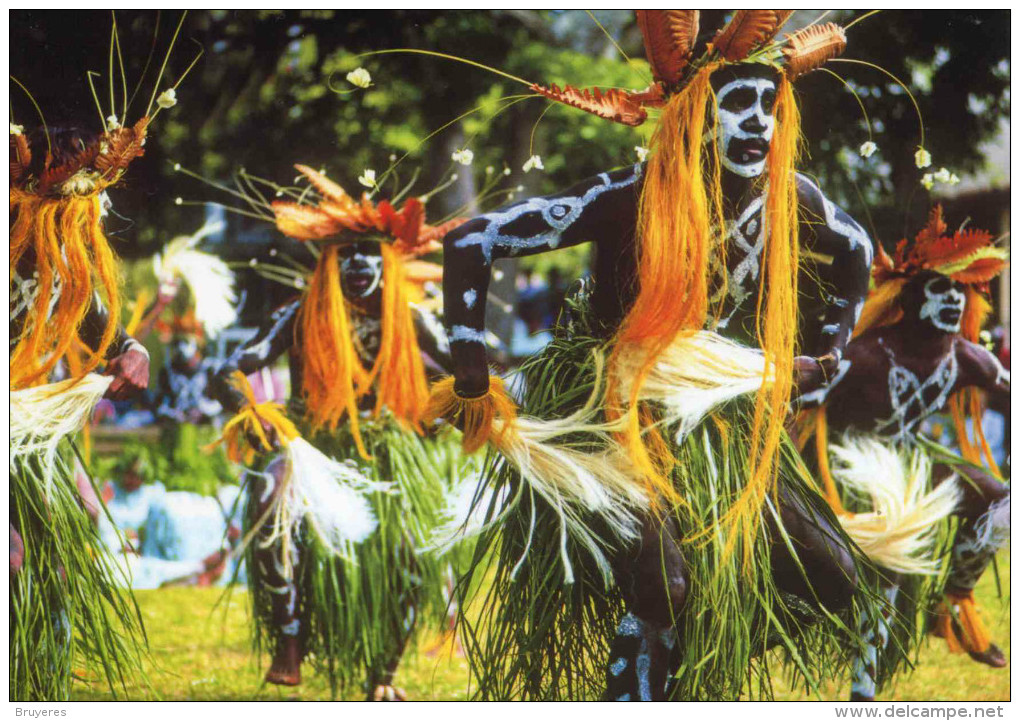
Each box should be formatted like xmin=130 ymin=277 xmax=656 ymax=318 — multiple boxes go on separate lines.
xmin=94 ymin=117 xmax=149 ymax=181
xmin=293 ymin=163 xmax=353 ymax=205
xmin=783 ymin=22 xmax=847 ymax=80
xmin=530 ymin=82 xmax=649 ymax=127
xmin=713 ymin=10 xmax=793 ymax=61
xmin=10 ymin=133 xmax=32 ymax=186
xmin=636 ymin=10 xmax=699 ymax=85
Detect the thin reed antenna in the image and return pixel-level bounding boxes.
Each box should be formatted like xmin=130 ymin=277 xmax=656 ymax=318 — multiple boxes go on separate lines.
xmin=10 ymin=75 xmax=50 ymax=154
xmin=830 ymin=58 xmax=925 ymax=149
xmin=85 ymin=71 xmax=109 ymax=133
xmin=844 ymin=10 xmax=882 ymax=31
xmin=127 ymin=11 xmax=161 ymax=115
xmin=529 ymin=101 xmax=555 ymax=157
xmin=359 ymin=49 xmax=535 ymax=87
xmin=146 ymin=10 xmax=188 ymax=117
xmin=818 ymin=67 xmax=872 ymax=141
xmin=585 ymin=10 xmax=652 ymax=86
xmin=112 ymin=12 xmax=129 ymax=123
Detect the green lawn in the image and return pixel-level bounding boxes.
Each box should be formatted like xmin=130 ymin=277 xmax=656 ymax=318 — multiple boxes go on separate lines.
xmin=71 ymin=551 xmax=1010 ymax=701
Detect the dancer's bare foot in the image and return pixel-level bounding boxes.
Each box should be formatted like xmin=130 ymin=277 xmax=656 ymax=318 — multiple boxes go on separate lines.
xmin=265 ymin=637 xmax=302 ymax=686
xmin=370 ymin=684 xmax=407 ymax=701
xmin=969 ymin=643 xmax=1007 ymax=669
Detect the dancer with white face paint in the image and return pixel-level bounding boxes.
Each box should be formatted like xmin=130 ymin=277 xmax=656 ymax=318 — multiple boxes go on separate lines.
xmin=805 ymin=207 xmax=1010 ymax=700
xmin=211 ymin=167 xmax=473 ymax=700
xmin=425 ymin=12 xmax=890 ymax=701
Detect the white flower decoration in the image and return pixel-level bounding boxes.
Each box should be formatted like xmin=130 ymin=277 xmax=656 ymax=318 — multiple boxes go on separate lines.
xmin=10 ymin=123 xmax=24 ymax=136
xmin=522 ymin=155 xmax=544 ymax=173
xmin=948 ymin=173 xmax=960 ymax=185
xmin=346 ymin=68 xmax=372 ymax=89
xmin=452 ymin=148 xmax=474 ymax=166
xmin=914 ymin=148 xmax=932 ymax=169
xmin=156 ymin=88 xmax=178 ymax=109
xmin=859 ymin=141 xmax=877 ymax=158
xmin=106 ymin=115 xmax=121 ymax=130
xmin=485 ymin=166 xmax=494 ymax=176
xmin=358 ymin=169 xmax=377 ymax=188
xmin=933 ymin=167 xmax=952 ymax=184
xmin=635 ymin=146 xmax=650 ymax=162
xmin=920 ymin=173 xmax=934 ymax=190
xmin=503 ymin=167 xmax=511 ymax=176
xmin=175 ymin=197 xmax=184 ymax=205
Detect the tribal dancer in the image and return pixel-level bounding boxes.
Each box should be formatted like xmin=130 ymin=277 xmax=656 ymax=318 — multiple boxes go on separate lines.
xmin=211 ymin=165 xmax=468 ymax=699
xmin=426 ymin=11 xmax=887 ymax=700
xmin=806 ymin=207 xmax=1009 ymax=699
xmin=149 ymin=311 xmax=234 ymax=496
xmin=10 ymin=123 xmax=151 ymax=700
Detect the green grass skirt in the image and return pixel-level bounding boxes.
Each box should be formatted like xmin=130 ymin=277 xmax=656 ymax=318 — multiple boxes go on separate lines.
xmin=244 ymin=413 xmax=471 ymax=697
xmin=455 ymin=300 xmax=887 ymax=700
xmin=10 ymin=443 xmax=146 ymax=701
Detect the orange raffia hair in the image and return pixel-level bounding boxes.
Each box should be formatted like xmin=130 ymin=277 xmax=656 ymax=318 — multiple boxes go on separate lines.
xmin=607 ymin=64 xmax=802 ymax=562
xmin=10 ymin=191 xmax=122 ymax=390
xmin=9 ymin=120 xmax=149 ymax=391
xmin=853 ymin=206 xmax=1007 ymax=476
xmin=274 ymin=165 xmax=462 ymax=458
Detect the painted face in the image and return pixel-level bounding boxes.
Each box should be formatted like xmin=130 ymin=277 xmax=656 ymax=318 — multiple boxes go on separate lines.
xmin=339 ymin=243 xmax=383 ymax=299
xmin=170 ymin=336 xmax=201 ymax=368
xmin=918 ymin=275 xmax=966 ymax=333
xmin=715 ymin=77 xmax=777 ymax=178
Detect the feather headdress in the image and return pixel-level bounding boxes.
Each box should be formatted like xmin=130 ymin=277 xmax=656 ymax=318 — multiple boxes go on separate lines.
xmin=269 ymin=164 xmax=466 ymax=457
xmin=531 ymin=11 xmax=846 ymax=127
xmin=872 ymin=205 xmax=1008 ymax=291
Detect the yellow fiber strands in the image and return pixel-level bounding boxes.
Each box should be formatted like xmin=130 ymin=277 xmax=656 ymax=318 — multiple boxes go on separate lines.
xmin=299 ymin=244 xmax=370 ymax=456
xmin=370 ymin=244 xmax=430 ymax=431
xmin=10 ymin=191 xmax=122 ymax=390
xmin=607 ymin=66 xmax=803 ymax=563
xmin=425 ymin=375 xmax=518 ymax=454
xmin=298 ymin=244 xmax=431 ymax=459
xmin=211 ymin=371 xmax=299 ymax=464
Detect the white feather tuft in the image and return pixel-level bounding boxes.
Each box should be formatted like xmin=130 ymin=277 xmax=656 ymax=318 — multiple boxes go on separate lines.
xmin=153 ymin=221 xmax=237 ymax=336
xmin=831 ymin=435 xmax=961 ymax=575
xmin=614 ymin=330 xmax=772 ymax=444
xmin=10 ymin=373 xmax=112 ymax=493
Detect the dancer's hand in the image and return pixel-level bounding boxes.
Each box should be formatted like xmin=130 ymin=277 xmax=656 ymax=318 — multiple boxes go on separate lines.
xmin=791 ymin=353 xmax=838 ymax=400
xmin=104 ymin=345 xmax=150 ymax=399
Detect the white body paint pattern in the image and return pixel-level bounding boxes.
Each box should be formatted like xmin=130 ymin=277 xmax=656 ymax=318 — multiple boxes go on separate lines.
xmin=873 ymin=338 xmax=959 ymax=444
xmin=450 ymin=325 xmax=487 ymax=344
xmin=709 ymin=195 xmax=765 ymax=330
xmin=463 ymin=288 xmax=477 ymax=309
xmin=451 ymin=164 xmax=643 ymax=265
xmin=919 ymin=277 xmax=966 ymax=333
xmin=716 ymin=78 xmax=776 ymax=178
